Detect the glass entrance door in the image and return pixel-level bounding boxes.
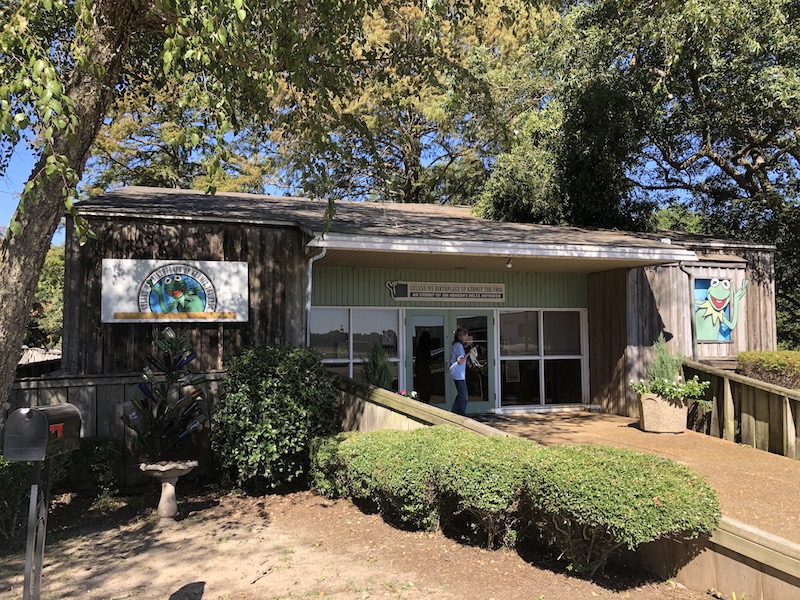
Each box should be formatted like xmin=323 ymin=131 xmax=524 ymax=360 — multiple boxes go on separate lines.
xmin=406 ymin=310 xmax=494 ymax=414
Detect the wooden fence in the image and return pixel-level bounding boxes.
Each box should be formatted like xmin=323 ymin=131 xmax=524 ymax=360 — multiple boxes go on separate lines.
xmin=684 ymin=359 xmax=800 ymax=460
xmin=6 ymin=372 xmax=227 ymax=483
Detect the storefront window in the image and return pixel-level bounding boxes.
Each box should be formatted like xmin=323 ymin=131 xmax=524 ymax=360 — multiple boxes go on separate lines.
xmin=309 ymin=309 xmax=349 ymax=359
xmin=500 ymin=359 xmax=540 ymax=405
xmin=500 ymin=309 xmax=584 ymax=407
xmin=543 ymin=311 xmax=581 ymax=355
xmin=500 ymin=311 xmax=539 ymax=355
xmin=353 ymin=309 xmax=399 ymax=358
xmin=311 ymin=308 xmax=400 ymax=387
xmin=544 ymin=359 xmax=582 ymax=404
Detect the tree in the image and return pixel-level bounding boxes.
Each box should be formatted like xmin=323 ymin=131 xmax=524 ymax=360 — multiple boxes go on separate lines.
xmin=272 ymin=3 xmax=482 ymax=204
xmin=0 ymin=0 xmax=473 ymax=434
xmin=24 ymin=245 xmax=64 ymax=349
xmin=572 ymin=0 xmax=800 ymax=347
xmin=475 ymin=0 xmax=800 ymax=346
xmin=274 ymin=0 xmax=558 ymax=204
xmin=84 ymin=81 xmax=279 ymax=195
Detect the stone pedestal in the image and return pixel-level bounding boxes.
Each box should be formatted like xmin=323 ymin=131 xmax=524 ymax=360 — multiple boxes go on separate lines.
xmin=139 ymin=460 xmax=198 ymax=522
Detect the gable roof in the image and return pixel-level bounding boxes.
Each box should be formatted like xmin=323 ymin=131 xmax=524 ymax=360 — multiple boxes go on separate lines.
xmin=76 ymin=186 xmax=699 ymax=273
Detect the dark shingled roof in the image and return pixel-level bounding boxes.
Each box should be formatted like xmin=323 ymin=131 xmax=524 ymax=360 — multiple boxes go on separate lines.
xmin=77 ymin=186 xmax=700 ymax=251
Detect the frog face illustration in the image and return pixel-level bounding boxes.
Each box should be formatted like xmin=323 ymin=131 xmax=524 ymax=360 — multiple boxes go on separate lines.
xmin=706 ymin=278 xmax=732 ymax=311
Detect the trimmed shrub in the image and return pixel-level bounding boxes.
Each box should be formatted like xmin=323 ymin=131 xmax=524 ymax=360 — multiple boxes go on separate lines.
xmin=737 ymin=351 xmax=800 ymax=389
xmin=310 ymin=427 xmax=721 ymax=579
xmin=523 ymin=445 xmax=721 ymax=576
xmin=338 ymin=428 xmax=442 ymax=529
xmin=212 ymin=346 xmax=338 ymax=491
xmin=436 ymin=434 xmax=540 ymax=547
xmin=309 ymin=432 xmax=354 ymax=499
xmin=66 ymin=437 xmax=124 ymax=496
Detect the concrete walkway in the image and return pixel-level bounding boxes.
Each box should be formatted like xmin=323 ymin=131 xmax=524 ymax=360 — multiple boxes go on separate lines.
xmin=476 ymin=412 xmax=800 ymax=547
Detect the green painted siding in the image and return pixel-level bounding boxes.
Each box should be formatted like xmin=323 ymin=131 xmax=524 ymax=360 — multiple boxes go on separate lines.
xmin=312 ymin=267 xmax=588 ymax=308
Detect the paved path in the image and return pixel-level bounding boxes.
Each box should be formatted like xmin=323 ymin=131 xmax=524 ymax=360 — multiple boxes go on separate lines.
xmin=477 ymin=412 xmax=800 ymax=546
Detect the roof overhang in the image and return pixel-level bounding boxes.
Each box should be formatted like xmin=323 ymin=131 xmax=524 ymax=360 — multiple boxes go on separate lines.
xmin=308 ymin=233 xmax=699 ymax=274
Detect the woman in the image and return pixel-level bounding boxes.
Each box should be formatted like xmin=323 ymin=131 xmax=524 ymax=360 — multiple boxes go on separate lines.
xmin=448 ymin=328 xmax=470 ymax=415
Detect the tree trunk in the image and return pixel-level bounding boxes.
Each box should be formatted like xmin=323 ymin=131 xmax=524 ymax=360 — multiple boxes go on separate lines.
xmin=0 ymin=0 xmax=141 ymax=440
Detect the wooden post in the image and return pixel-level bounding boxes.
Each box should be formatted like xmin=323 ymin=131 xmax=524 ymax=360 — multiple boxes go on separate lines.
xmin=784 ymin=395 xmax=797 ymax=460
xmin=723 ymin=376 xmax=735 ymax=442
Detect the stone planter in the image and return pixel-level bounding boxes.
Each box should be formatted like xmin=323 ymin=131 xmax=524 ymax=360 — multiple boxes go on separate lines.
xmin=140 ymin=460 xmax=198 ymax=523
xmin=637 ymin=393 xmax=688 ymax=433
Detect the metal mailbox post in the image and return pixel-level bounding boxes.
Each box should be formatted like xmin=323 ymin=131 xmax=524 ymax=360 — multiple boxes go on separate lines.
xmin=3 ymin=404 xmax=81 ymax=600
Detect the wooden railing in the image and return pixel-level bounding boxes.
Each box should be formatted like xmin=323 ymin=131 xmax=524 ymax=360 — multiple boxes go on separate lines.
xmin=683 ymin=359 xmax=800 ymax=460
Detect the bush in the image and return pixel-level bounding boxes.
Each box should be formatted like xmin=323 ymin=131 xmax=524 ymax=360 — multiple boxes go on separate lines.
xmin=737 ymin=351 xmax=800 ymax=389
xmin=310 ymin=427 xmax=721 ymax=578
xmin=212 ymin=346 xmax=339 ymax=491
xmin=0 ymin=457 xmax=31 ymax=541
xmin=523 ymin=445 xmax=721 ymax=576
xmin=436 ymin=434 xmax=540 ymax=547
xmin=66 ymin=437 xmax=124 ymax=496
xmin=309 ymin=432 xmax=355 ymax=499
xmin=361 ymin=340 xmax=394 ymax=389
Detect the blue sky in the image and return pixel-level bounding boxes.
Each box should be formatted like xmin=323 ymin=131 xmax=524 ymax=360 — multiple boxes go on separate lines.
xmin=0 ymin=146 xmax=34 ymax=228
xmin=1 ymin=146 xmax=66 ymax=245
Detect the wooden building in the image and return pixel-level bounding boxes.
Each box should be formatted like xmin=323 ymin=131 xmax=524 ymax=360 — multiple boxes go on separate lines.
xmin=62 ymin=186 xmax=776 ymax=417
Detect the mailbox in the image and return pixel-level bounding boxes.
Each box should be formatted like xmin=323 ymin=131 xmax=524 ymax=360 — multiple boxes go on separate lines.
xmin=3 ymin=404 xmax=81 ymax=462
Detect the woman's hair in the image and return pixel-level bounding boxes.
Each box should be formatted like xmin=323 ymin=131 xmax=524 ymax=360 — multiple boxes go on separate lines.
xmin=452 ymin=328 xmax=468 ymax=345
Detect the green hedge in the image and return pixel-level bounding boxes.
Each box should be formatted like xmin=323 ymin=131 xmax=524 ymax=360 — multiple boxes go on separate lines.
xmin=738 ymin=351 xmax=800 ymax=389
xmin=523 ymin=445 xmax=721 ymax=575
xmin=310 ymin=426 xmax=721 ymax=577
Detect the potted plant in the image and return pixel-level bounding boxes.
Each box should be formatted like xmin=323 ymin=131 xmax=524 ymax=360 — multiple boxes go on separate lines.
xmin=121 ymin=327 xmax=208 ymax=521
xmin=629 ymin=333 xmax=711 ymax=433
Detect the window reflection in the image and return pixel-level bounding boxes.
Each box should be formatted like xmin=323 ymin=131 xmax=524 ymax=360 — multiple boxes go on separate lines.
xmin=500 ymin=311 xmax=539 ymax=356
xmin=543 ymin=312 xmax=581 ymax=355
xmin=544 ymin=360 xmax=582 ymax=404
xmin=500 ymin=359 xmax=540 ymax=406
xmin=309 ymin=309 xmax=349 ymax=359
xmin=353 ymin=309 xmax=398 ymax=358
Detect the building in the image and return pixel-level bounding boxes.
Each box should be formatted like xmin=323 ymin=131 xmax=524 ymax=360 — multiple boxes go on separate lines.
xmin=64 ymin=186 xmax=776 ymax=417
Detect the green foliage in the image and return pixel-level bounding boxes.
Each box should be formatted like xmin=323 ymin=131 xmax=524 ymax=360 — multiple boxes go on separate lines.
xmin=737 ymin=351 xmax=800 ymax=390
xmin=24 ymin=245 xmax=64 ymax=349
xmin=338 ymin=428 xmax=444 ymax=529
xmin=65 ymin=437 xmax=124 ymax=497
xmin=211 ymin=346 xmax=338 ymax=491
xmin=473 ymin=141 xmax=564 ymax=225
xmin=361 ymin=340 xmax=394 ymax=390
xmin=523 ymin=445 xmax=721 ymax=576
xmin=630 ymin=334 xmax=711 ymax=406
xmin=311 ymin=426 xmax=720 ymax=576
xmin=309 ymin=432 xmax=355 ymax=499
xmin=120 ymin=327 xmax=208 ymax=462
xmin=436 ymin=433 xmax=540 ymax=547
xmin=0 ymin=457 xmax=30 ymax=541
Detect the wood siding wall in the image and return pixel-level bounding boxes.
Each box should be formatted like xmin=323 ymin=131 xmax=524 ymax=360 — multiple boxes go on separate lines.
xmin=313 ymin=267 xmax=588 ymax=308
xmin=63 ymin=218 xmax=309 ymax=375
xmin=590 ymin=251 xmax=776 ymax=417
xmin=588 ymin=269 xmax=630 ymax=415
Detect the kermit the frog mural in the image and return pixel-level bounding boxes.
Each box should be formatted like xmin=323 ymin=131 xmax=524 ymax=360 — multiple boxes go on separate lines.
xmin=694 ymin=277 xmax=748 ymax=341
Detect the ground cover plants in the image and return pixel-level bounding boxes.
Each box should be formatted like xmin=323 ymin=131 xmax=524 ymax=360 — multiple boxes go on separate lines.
xmin=311 ymin=425 xmax=721 ymax=577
